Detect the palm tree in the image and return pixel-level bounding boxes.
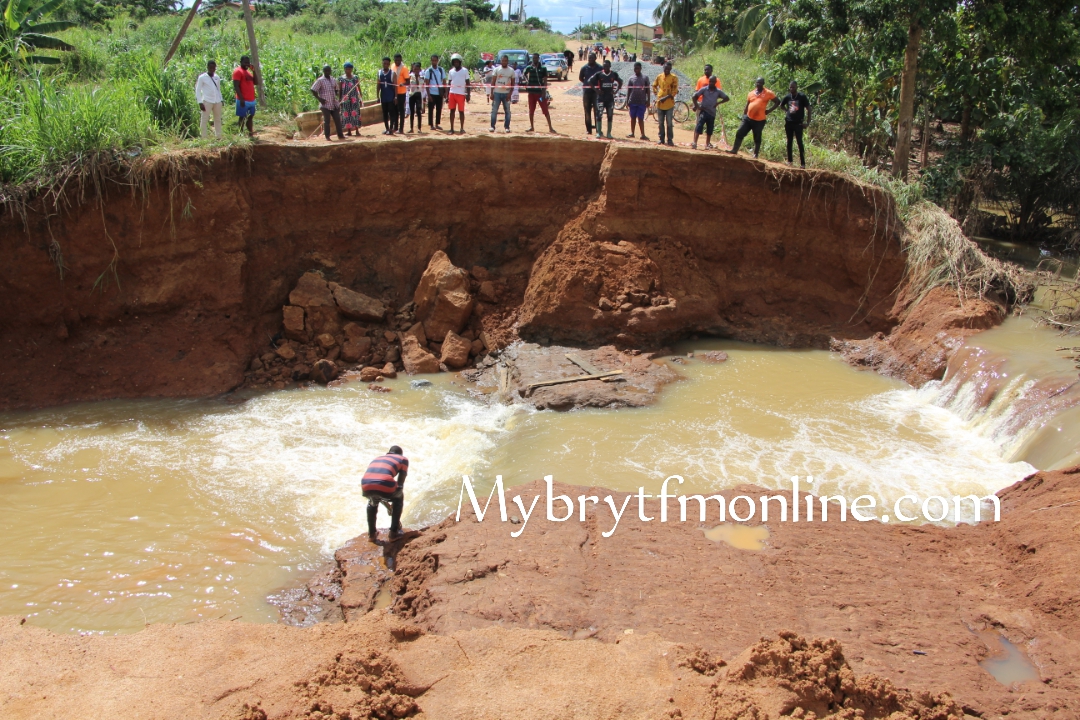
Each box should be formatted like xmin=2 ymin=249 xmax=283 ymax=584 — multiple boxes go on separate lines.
xmin=735 ymin=0 xmax=791 ymax=54
xmin=1 ymin=0 xmax=75 ymax=68
xmin=653 ymin=0 xmax=706 ymax=42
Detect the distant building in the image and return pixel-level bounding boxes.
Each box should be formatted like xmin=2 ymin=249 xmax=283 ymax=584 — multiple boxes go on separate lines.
xmin=606 ymin=23 xmax=655 ymax=41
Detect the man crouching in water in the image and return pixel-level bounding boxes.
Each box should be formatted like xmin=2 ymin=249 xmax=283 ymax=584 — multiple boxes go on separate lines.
xmin=362 ymin=445 xmax=409 ymax=542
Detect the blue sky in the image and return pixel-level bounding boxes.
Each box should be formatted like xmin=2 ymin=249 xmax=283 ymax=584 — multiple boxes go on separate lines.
xmin=495 ymin=0 xmax=662 ymax=33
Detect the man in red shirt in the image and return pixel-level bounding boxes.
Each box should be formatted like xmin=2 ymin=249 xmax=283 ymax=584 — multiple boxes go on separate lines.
xmin=232 ymin=55 xmax=257 ymax=137
xmin=727 ymin=77 xmax=777 ymax=159
xmin=361 ymin=445 xmax=409 ymax=542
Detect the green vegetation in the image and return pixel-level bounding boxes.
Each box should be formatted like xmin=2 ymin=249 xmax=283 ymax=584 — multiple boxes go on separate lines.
xmin=0 ymin=2 xmax=563 ymax=194
xmin=666 ymin=0 xmax=1080 ymax=246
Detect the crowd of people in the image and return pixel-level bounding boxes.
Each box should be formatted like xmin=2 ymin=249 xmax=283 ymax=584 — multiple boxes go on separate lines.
xmin=193 ymin=52 xmax=813 ymax=166
xmin=577 ymin=44 xmax=633 ymax=63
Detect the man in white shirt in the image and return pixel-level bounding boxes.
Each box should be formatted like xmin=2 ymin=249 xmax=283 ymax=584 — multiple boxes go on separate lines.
xmin=195 ymin=60 xmax=224 ymax=139
xmin=489 ymin=55 xmax=516 ymax=133
xmin=446 ymin=54 xmax=471 ymax=134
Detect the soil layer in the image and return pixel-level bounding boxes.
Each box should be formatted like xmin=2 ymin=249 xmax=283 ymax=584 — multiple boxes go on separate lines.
xmin=1 ymin=138 xmax=906 ymax=410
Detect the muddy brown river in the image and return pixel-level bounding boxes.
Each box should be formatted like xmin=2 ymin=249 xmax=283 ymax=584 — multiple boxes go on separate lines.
xmin=1 ymin=323 xmax=1074 ymax=634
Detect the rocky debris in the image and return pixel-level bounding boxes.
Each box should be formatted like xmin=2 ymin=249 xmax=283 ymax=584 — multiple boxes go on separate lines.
xmin=698 ymin=350 xmax=729 ymax=363
xmin=340 ymin=337 xmax=372 ymax=363
xmin=439 ymin=331 xmax=471 ymax=369
xmin=369 ymin=384 xmax=391 ymax=393
xmin=310 ymin=359 xmax=338 ymax=384
xmin=471 ymin=265 xmax=489 ymax=281
xmin=360 ymin=366 xmax=383 ymax=382
xmin=410 ymin=379 xmax=432 ymax=388
xmin=329 ymin=282 xmax=387 ymax=322
xmin=413 ymin=251 xmax=474 ymax=342
xmin=401 ymin=336 xmax=440 ymax=375
xmin=244 ymin=253 xmax=508 ymax=391
xmin=461 ymin=342 xmax=681 ymax=410
xmin=289 ymin=272 xmax=336 ymax=308
xmin=283 ymin=306 xmax=307 ymax=342
xmin=705 ymin=632 xmax=964 ymax=720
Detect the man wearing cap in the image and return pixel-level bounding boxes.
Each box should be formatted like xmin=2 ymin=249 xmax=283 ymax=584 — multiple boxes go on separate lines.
xmin=362 ymin=445 xmax=409 ymax=543
xmin=311 ymin=64 xmax=345 ymax=141
xmin=447 ymin=53 xmax=471 ymax=134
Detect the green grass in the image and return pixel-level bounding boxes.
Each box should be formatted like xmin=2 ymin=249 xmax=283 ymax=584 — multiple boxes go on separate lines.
xmin=1 ymin=16 xmax=565 ymax=195
xmin=673 ymin=47 xmax=924 ymax=218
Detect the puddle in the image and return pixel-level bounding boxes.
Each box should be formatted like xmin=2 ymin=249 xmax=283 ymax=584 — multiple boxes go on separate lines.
xmin=703 ymin=523 xmax=770 ymax=550
xmin=978 ymin=632 xmax=1040 ymax=685
xmin=372 ymin=585 xmax=394 ymax=610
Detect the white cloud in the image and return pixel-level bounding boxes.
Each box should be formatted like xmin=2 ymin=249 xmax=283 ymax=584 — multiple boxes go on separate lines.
xmin=505 ymin=0 xmax=662 ymax=33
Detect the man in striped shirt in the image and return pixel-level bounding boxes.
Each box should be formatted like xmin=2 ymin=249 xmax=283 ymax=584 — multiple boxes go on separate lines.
xmin=362 ymin=446 xmax=409 ymax=542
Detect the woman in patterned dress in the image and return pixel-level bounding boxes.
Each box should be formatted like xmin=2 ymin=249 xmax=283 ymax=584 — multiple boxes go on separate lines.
xmin=339 ymin=62 xmax=362 ymax=136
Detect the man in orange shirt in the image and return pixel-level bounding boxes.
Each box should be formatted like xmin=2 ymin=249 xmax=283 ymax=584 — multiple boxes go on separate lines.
xmin=695 ymin=64 xmax=719 ymax=92
xmin=727 ymin=77 xmax=776 ymax=159
xmin=393 ymin=53 xmax=408 ymax=133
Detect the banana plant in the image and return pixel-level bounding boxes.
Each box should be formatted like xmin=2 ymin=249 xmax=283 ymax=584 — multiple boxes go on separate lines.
xmin=1 ymin=0 xmax=75 ymax=68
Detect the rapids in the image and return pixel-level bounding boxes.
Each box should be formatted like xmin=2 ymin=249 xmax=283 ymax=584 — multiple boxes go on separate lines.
xmin=6 ymin=327 xmax=1072 ymax=634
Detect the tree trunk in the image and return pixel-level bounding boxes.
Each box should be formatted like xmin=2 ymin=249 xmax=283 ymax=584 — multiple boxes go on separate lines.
xmin=892 ymin=20 xmax=922 ymax=179
xmin=241 ymin=0 xmax=267 ymax=107
xmin=920 ymin=103 xmax=931 ymax=168
xmin=164 ymin=0 xmax=202 ymax=66
xmin=959 ymin=95 xmax=973 ymax=146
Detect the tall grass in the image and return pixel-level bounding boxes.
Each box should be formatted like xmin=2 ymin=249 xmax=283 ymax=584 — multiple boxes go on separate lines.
xmin=134 ymin=56 xmax=199 ymax=138
xmin=1 ymin=76 xmax=159 ymax=188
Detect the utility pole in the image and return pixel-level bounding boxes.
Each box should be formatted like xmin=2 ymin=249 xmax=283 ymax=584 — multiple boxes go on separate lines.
xmin=240 ymin=0 xmax=265 ymax=107
xmin=163 ymin=0 xmax=202 ymax=66
xmin=462 ymin=0 xmax=468 ymax=29
xmin=635 ymin=0 xmax=639 ymax=53
xmin=616 ymin=0 xmax=620 ymax=31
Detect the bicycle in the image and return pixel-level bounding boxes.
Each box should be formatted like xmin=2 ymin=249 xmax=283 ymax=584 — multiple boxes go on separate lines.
xmin=616 ymin=91 xmax=690 ymax=123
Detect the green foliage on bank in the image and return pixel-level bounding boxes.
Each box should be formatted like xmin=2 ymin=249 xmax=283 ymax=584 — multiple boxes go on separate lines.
xmin=0 ymin=9 xmax=563 ymax=191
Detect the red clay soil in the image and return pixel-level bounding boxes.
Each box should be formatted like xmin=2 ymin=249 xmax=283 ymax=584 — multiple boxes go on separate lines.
xmin=833 ymin=284 xmax=1008 ymax=387
xmin=0 ymin=138 xmax=908 ymax=411
xmin=374 ymin=468 xmax=1080 ymax=719
xmin=2 ymin=467 xmax=1077 ymax=719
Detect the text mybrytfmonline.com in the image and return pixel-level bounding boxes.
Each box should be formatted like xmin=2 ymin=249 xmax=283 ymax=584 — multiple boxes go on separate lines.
xmin=456 ymin=475 xmax=1002 ymax=538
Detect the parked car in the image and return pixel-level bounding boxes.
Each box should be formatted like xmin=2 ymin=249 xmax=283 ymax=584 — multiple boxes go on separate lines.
xmin=496 ymin=48 xmax=530 ymax=68
xmin=542 ymin=57 xmax=568 ymax=81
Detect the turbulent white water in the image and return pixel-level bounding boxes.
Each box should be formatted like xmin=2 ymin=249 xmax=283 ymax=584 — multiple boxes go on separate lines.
xmin=1 ymin=330 xmax=1063 ymax=633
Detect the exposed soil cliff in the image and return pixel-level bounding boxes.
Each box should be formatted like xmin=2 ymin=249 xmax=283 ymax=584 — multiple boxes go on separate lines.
xmin=1 ymin=138 xmax=909 ymax=410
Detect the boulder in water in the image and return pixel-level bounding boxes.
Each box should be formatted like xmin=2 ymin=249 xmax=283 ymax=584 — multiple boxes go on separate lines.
xmin=413 ymin=251 xmax=474 ymax=342
xmin=401 ymin=336 xmax=440 ymax=375
xmin=440 ymin=331 xmax=471 ymax=369
xmin=310 ymin=359 xmax=338 ymax=384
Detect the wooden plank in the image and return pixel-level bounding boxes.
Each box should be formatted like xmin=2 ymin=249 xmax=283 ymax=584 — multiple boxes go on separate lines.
xmin=525 ymin=370 xmax=623 ymax=392
xmin=565 ymin=353 xmax=603 ymax=376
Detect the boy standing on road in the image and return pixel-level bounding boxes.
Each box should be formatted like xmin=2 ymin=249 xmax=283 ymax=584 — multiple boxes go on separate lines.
xmin=691 ymin=76 xmax=729 ymax=150
xmin=625 ymin=62 xmax=651 ymax=140
xmin=424 ymin=55 xmax=446 ymax=130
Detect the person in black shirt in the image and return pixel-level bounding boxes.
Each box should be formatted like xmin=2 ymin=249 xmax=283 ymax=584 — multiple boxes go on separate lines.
xmin=578 ymin=53 xmax=602 ymax=136
xmin=588 ymin=60 xmax=623 ymax=139
xmin=771 ymin=81 xmax=811 ymax=167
